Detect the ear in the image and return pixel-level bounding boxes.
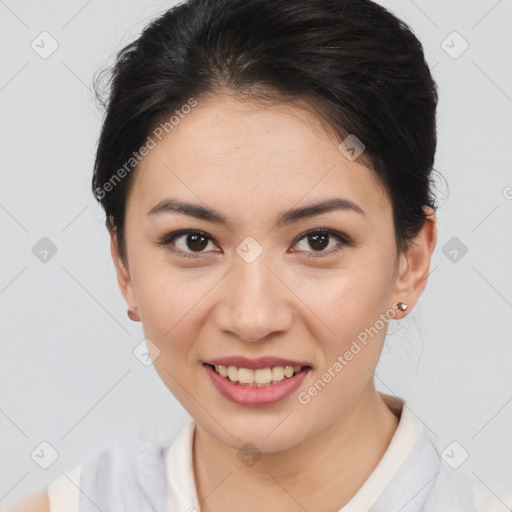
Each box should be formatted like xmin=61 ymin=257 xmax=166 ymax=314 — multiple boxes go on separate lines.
xmin=109 ymin=226 xmax=140 ymax=321
xmin=391 ymin=206 xmax=437 ymax=316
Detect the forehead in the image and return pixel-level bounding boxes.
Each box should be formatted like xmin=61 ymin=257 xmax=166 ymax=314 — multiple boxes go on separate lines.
xmin=128 ymin=94 xmax=391 ymax=221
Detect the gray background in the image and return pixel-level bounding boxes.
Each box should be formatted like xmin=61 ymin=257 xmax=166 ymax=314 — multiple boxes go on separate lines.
xmin=1 ymin=0 xmax=511 ymax=508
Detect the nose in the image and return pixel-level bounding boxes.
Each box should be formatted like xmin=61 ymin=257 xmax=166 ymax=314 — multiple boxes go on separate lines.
xmin=213 ymin=257 xmax=294 ymax=343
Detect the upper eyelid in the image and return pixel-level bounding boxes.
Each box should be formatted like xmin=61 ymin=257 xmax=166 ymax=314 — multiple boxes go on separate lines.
xmin=165 ymin=228 xmax=345 ymax=243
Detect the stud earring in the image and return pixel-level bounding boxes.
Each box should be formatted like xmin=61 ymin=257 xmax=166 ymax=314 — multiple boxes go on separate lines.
xmin=396 ymin=302 xmax=408 ymax=312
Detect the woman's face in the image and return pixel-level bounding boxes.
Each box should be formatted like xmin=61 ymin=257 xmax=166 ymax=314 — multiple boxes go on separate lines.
xmin=112 ymin=94 xmax=431 ymax=452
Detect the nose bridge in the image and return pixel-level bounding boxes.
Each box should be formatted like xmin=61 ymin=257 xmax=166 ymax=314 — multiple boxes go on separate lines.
xmin=216 ymin=250 xmax=292 ymax=342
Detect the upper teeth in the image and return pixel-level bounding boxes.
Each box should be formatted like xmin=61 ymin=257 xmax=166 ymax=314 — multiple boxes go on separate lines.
xmin=214 ymin=365 xmax=303 ymax=385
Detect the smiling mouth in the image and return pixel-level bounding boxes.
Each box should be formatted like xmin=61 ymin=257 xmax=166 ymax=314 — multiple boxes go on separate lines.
xmin=203 ymin=363 xmax=311 ymax=387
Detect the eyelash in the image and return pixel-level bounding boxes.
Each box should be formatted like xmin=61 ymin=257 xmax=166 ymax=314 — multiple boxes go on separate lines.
xmin=157 ymin=228 xmax=353 ymax=259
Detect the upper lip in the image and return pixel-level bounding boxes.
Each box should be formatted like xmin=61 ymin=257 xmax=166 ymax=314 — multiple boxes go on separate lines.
xmin=203 ymin=356 xmax=313 ymax=370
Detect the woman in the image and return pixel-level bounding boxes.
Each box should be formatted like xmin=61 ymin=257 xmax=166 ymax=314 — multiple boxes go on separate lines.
xmin=9 ymin=0 xmax=511 ymax=510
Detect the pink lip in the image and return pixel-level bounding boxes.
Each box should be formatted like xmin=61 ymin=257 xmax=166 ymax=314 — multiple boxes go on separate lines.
xmin=203 ymin=363 xmax=311 ymax=407
xmin=203 ymin=356 xmax=313 ymax=370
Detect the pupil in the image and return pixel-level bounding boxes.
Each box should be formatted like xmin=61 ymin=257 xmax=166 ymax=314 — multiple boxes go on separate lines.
xmin=309 ymin=233 xmax=328 ymax=251
xmin=188 ymin=234 xmax=208 ymax=251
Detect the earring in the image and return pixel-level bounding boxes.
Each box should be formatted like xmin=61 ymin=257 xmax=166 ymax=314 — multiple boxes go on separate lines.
xmin=396 ymin=302 xmax=408 ymax=312
xmin=127 ymin=305 xmax=139 ymax=321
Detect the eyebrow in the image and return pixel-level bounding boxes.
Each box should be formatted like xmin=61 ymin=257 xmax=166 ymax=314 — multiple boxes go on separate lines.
xmin=147 ymin=196 xmax=365 ymax=228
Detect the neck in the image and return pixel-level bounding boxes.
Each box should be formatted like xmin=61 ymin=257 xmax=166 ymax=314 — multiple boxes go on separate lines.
xmin=193 ymin=381 xmax=400 ymax=512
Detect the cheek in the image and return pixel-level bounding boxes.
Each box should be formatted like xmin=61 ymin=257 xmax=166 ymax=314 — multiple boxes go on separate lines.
xmin=133 ymin=267 xmax=207 ymax=404
xmin=132 ymin=258 xmax=215 ymax=363
xmin=299 ymin=278 xmax=391 ymax=413
xmin=294 ymin=257 xmax=395 ymax=372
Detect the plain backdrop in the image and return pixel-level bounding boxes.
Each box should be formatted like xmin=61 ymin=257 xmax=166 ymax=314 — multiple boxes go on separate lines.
xmin=1 ymin=0 xmax=511 ymax=508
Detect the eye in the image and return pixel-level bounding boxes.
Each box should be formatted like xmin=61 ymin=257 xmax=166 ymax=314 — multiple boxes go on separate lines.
xmin=158 ymin=229 xmax=219 ymax=259
xmin=158 ymin=228 xmax=352 ymax=259
xmin=290 ymin=228 xmax=352 ymax=257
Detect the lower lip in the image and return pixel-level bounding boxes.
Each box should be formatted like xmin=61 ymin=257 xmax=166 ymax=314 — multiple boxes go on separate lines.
xmin=203 ymin=364 xmax=311 ymax=407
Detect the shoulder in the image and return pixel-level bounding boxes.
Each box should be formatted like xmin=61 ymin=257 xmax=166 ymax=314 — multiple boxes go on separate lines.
xmin=471 ymin=478 xmax=512 ymax=512
xmin=61 ymin=435 xmax=170 ymax=512
xmin=426 ymin=460 xmax=512 ymax=512
xmin=6 ymin=431 xmax=178 ymax=512
xmin=4 ymin=490 xmax=50 ymax=512
xmin=5 ymin=464 xmax=82 ymax=512
xmin=46 ymin=465 xmax=82 ymax=512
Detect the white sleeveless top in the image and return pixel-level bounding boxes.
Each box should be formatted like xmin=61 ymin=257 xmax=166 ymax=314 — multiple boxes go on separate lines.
xmin=47 ymin=393 xmax=512 ymax=511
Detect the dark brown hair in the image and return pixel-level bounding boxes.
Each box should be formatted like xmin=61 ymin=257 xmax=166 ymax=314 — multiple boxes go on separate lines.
xmin=92 ymin=0 xmax=439 ymax=264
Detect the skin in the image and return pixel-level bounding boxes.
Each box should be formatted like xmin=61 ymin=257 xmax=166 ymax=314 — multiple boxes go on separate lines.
xmin=5 ymin=491 xmax=49 ymax=512
xmin=109 ymin=93 xmax=437 ymax=512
